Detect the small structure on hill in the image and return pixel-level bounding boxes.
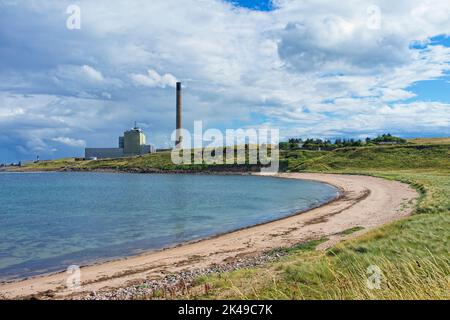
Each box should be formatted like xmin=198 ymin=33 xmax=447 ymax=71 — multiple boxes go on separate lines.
xmin=85 ymin=125 xmax=155 ymax=159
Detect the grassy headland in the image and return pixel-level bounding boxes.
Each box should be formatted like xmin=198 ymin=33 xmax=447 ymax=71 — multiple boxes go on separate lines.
xmin=12 ymin=138 xmax=450 ymax=300
xmin=16 ymin=149 xmax=278 ymax=173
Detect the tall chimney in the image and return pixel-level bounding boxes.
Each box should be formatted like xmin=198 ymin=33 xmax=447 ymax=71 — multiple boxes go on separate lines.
xmin=175 ymin=82 xmax=182 ymax=147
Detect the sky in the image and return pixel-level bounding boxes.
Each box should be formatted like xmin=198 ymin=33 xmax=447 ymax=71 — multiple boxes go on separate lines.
xmin=0 ymin=0 xmax=449 ymax=162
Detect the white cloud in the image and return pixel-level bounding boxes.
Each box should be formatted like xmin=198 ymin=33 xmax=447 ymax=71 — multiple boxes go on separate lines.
xmin=130 ymin=69 xmax=178 ymax=88
xmin=52 ymin=137 xmax=86 ymax=147
xmin=380 ymin=89 xmax=416 ymax=102
xmin=81 ymin=65 xmax=104 ymax=82
xmin=55 ymin=65 xmax=105 ymax=84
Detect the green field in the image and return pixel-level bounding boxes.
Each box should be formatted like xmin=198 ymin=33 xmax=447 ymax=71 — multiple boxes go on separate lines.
xmin=15 ymin=139 xmax=450 ymax=300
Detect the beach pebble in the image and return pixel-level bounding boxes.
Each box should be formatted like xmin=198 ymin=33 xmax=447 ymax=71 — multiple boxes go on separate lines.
xmin=79 ymin=250 xmax=287 ymax=300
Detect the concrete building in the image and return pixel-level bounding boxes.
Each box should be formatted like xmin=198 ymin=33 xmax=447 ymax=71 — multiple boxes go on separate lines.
xmin=85 ymin=125 xmax=155 ymax=159
xmin=123 ymin=127 xmax=146 ymax=154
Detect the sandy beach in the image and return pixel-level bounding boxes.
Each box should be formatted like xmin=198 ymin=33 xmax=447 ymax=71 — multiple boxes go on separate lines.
xmin=0 ymin=173 xmax=418 ymax=300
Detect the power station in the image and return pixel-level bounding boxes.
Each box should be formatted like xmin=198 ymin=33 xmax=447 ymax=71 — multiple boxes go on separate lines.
xmin=84 ymin=82 xmax=183 ymax=159
xmin=85 ymin=125 xmax=155 ymax=159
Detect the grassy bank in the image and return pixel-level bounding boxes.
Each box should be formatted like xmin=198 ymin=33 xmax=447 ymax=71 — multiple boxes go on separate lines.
xmin=17 ymin=149 xmax=280 ymax=172
xmin=16 ymin=141 xmax=450 ymax=174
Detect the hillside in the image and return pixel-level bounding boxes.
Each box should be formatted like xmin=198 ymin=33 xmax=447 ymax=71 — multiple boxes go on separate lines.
xmin=408 ymin=137 xmax=450 ymax=145
xmin=17 ymin=143 xmax=450 ymax=174
xmin=288 ymin=144 xmax=450 ymax=172
xmin=17 ymin=150 xmax=268 ymax=172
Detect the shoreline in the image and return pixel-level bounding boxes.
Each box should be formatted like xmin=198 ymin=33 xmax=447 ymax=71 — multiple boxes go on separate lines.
xmin=3 ymin=164 xmax=269 ymax=175
xmin=0 ymin=176 xmax=342 ymax=284
xmin=0 ymin=172 xmax=418 ymax=300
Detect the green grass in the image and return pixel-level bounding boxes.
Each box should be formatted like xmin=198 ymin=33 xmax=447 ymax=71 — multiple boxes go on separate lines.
xmin=20 ymin=149 xmax=277 ymax=172
xmin=18 ymin=142 xmax=450 ymax=174
xmin=267 ymin=238 xmax=329 ymax=256
xmin=337 ymin=226 xmax=365 ymax=236
xmin=20 ymin=152 xmax=188 ymax=171
xmin=289 ymin=145 xmax=450 ymax=172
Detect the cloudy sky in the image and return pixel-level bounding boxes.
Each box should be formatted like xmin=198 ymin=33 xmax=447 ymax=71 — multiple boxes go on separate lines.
xmin=0 ymin=0 xmax=449 ymax=162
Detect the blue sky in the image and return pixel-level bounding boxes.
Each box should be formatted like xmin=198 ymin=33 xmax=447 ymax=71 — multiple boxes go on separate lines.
xmin=407 ymin=34 xmax=450 ymax=102
xmin=0 ymin=0 xmax=449 ymax=162
xmin=226 ymin=0 xmax=274 ymax=11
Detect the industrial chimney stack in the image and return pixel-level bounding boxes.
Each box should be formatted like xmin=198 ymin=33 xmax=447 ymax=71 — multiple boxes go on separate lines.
xmin=175 ymin=82 xmax=182 ymax=147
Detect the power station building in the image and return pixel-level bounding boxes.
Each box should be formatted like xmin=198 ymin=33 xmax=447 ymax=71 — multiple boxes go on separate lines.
xmin=85 ymin=81 xmax=182 ymax=159
xmin=85 ymin=126 xmax=155 ymax=159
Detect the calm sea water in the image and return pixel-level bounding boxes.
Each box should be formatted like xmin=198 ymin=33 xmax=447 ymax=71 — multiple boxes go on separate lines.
xmin=0 ymin=172 xmax=338 ymax=280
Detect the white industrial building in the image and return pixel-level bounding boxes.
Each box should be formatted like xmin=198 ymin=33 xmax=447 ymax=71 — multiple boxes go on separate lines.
xmin=85 ymin=126 xmax=155 ymax=159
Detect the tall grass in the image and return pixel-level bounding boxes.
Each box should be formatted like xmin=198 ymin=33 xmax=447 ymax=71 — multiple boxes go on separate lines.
xmin=275 ymin=253 xmax=449 ymax=300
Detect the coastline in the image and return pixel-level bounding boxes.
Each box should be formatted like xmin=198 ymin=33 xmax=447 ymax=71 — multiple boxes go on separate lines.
xmin=0 ymin=172 xmax=418 ymax=300
xmin=3 ymin=164 xmax=269 ymax=175
xmin=0 ymin=173 xmax=341 ymax=283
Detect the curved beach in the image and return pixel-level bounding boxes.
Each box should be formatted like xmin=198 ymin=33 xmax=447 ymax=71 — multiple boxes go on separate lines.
xmin=0 ymin=173 xmax=418 ymax=299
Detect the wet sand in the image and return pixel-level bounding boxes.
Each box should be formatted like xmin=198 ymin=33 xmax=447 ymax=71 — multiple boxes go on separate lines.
xmin=0 ymin=173 xmax=418 ymax=299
